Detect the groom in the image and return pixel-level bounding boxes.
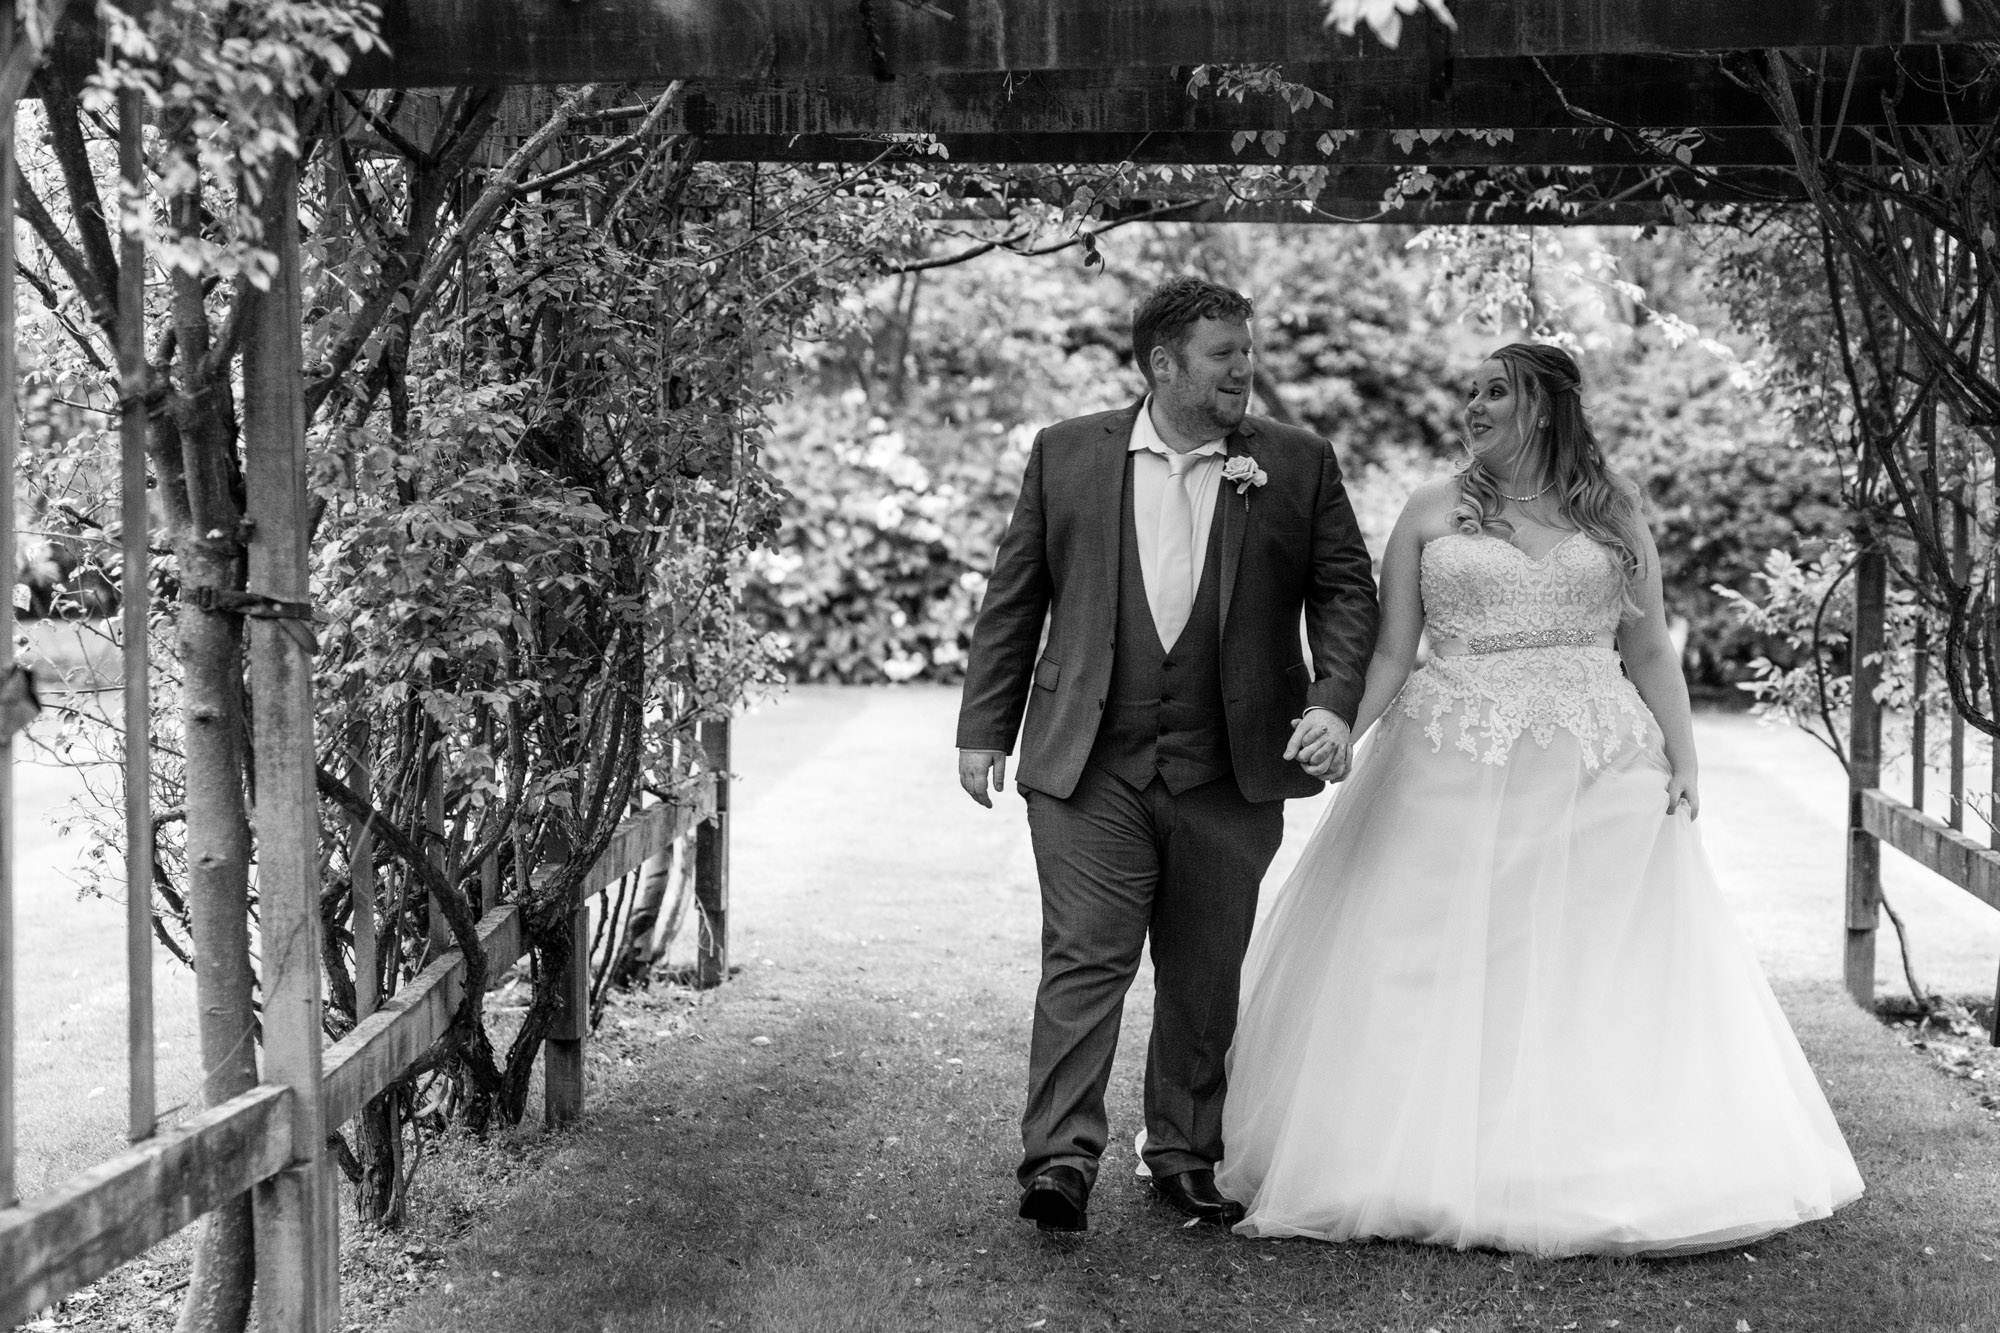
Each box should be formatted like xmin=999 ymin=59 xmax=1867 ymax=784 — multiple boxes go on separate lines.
xmin=955 ymin=276 xmax=1379 ymax=1233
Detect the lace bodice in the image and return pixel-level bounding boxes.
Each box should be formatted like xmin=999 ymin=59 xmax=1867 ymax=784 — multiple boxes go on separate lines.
xmin=1399 ymin=531 xmax=1656 ymax=769
xmin=1420 ymin=531 xmax=1623 ymax=645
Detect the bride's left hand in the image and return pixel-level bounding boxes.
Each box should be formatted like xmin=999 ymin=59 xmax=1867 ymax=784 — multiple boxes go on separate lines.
xmin=1287 ymin=710 xmax=1353 ymax=782
xmin=1667 ymin=770 xmax=1700 ymax=820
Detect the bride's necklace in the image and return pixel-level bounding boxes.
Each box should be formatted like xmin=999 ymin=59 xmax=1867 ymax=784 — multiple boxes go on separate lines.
xmin=1500 ymin=480 xmax=1551 ymax=503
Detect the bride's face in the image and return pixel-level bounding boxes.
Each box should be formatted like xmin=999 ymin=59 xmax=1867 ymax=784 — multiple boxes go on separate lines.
xmin=1462 ymin=359 xmax=1539 ymax=469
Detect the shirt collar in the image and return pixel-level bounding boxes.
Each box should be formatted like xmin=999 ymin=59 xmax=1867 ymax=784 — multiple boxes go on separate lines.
xmin=1130 ymin=397 xmax=1228 ymax=459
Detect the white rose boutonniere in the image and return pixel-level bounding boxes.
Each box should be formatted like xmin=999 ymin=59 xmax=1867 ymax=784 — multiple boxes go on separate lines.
xmin=1221 ymin=454 xmax=1268 ymax=496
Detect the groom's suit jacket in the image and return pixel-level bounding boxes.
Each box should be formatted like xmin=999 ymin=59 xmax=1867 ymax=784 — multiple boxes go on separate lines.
xmin=956 ymin=401 xmax=1379 ymax=803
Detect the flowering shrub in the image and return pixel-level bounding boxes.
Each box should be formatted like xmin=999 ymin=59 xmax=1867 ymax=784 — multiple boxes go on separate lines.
xmin=751 ymin=228 xmax=1840 ymax=688
xmin=747 ymin=395 xmax=1032 ymax=684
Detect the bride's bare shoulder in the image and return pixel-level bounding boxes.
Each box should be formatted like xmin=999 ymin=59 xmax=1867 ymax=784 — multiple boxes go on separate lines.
xmin=1397 ymin=475 xmax=1465 ymax=542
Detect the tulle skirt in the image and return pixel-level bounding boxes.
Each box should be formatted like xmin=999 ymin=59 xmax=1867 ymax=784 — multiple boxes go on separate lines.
xmin=1214 ymin=688 xmax=1864 ymax=1257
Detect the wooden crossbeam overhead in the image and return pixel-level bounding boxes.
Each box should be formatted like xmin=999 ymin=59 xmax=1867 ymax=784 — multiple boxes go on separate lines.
xmin=347 ymin=0 xmax=1989 ymax=88
xmin=943 ymin=195 xmax=1728 ymax=226
xmin=648 ymin=53 xmax=1975 ymax=141
xmin=693 ymin=128 xmax=1857 ymax=169
xmin=945 ymin=163 xmax=1804 ymax=215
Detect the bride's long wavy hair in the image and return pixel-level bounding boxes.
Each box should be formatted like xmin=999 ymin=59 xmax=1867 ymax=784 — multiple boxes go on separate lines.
xmin=1451 ymin=343 xmax=1644 ymax=590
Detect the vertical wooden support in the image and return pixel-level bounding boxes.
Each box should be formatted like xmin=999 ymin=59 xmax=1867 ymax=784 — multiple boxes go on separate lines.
xmin=425 ymin=775 xmax=449 ymax=958
xmin=477 ymin=712 xmax=498 ymax=914
xmin=349 ymin=734 xmax=377 ymax=1021
xmin=1990 ymin=624 xmax=2000 ymax=844
xmin=1912 ymin=618 xmax=1928 ymax=811
xmin=1950 ymin=491 xmax=1969 ymax=829
xmin=1992 ymin=956 xmax=2000 ymax=1047
xmin=242 ymin=153 xmax=336 ymax=1330
xmin=117 ymin=87 xmax=155 ymax=1145
xmin=1911 ymin=402 xmax=1936 ymax=815
xmin=543 ymin=895 xmax=590 ymax=1127
xmin=694 ymin=718 xmax=731 ymax=990
xmin=0 ymin=0 xmax=18 ymax=1212
xmin=1845 ymin=542 xmax=1886 ymax=1009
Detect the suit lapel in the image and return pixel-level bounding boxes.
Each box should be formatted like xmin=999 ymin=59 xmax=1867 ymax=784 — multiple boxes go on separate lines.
xmin=1217 ymin=422 xmax=1259 ymax=634
xmin=1096 ymin=402 xmax=1142 ymax=597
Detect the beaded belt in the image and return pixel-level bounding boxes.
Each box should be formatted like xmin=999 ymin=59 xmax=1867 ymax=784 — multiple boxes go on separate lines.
xmin=1431 ymin=627 xmax=1617 ymax=657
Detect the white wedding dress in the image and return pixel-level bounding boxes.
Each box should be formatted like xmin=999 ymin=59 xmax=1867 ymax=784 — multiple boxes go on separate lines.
xmin=1214 ymin=531 xmax=1863 ymax=1256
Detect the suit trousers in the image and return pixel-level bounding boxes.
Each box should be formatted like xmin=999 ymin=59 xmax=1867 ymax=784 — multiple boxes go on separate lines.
xmin=1019 ymin=761 xmax=1286 ymax=1189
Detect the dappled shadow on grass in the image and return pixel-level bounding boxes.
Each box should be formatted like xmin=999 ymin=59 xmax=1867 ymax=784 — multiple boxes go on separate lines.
xmin=377 ymin=966 xmax=2000 ymax=1333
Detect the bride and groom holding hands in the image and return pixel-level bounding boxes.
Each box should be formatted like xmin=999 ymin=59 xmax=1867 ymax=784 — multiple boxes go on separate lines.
xmin=954 ymin=275 xmax=1863 ymax=1256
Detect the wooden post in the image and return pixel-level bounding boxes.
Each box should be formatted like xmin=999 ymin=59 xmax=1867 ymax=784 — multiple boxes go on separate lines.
xmin=349 ymin=727 xmax=377 ymax=1022
xmin=542 ymin=895 xmax=590 ymax=1127
xmin=426 ymin=773 xmax=450 ymax=959
xmin=1950 ymin=490 xmax=1969 ymax=829
xmin=477 ymin=713 xmax=499 ymax=915
xmin=694 ymin=718 xmax=731 ymax=990
xmin=1911 ymin=401 xmax=1936 ymax=816
xmin=1987 ymin=570 xmax=2000 ymax=854
xmin=117 ymin=87 xmax=155 ymax=1146
xmin=0 ymin=0 xmax=17 ymax=1212
xmin=242 ymin=152 xmax=337 ymax=1329
xmin=1912 ymin=619 xmax=1928 ymax=812
xmin=1992 ymin=957 xmax=2000 ymax=1047
xmin=1845 ymin=541 xmax=1886 ymax=1008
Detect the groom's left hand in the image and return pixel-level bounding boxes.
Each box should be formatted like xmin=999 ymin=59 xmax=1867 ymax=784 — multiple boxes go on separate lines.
xmin=1285 ymin=708 xmax=1352 ymax=782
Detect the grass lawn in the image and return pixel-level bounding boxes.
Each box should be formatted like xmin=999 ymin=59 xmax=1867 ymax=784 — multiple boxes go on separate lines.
xmin=8 ymin=705 xmax=200 ymax=1203
xmin=363 ymin=689 xmax=2000 ymax=1333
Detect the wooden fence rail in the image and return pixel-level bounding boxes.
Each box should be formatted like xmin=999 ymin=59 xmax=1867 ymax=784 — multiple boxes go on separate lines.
xmin=1859 ymin=789 xmax=2000 ymax=915
xmin=1843 ymin=540 xmax=2000 ymax=1036
xmin=0 ymin=786 xmax=719 ymax=1329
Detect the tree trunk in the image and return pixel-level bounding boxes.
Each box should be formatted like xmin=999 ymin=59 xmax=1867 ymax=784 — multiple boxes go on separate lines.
xmin=611 ymin=840 xmax=684 ymax=987
xmin=353 ymin=1087 xmax=405 ymax=1227
xmin=168 ymin=156 xmax=258 ymax=1333
xmin=172 ymin=468 xmax=256 ymax=1333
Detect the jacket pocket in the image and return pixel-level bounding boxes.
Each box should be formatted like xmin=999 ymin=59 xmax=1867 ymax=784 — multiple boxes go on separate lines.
xmin=1035 ymin=657 xmax=1061 ymax=691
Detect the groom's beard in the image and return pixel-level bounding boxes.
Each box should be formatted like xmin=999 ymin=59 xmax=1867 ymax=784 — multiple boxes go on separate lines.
xmin=1161 ymin=387 xmax=1249 ymax=440
xmin=1204 ymin=393 xmax=1249 ymax=431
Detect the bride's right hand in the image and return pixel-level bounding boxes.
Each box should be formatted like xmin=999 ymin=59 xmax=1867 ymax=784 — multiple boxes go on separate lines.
xmin=1667 ymin=769 xmax=1700 ymax=820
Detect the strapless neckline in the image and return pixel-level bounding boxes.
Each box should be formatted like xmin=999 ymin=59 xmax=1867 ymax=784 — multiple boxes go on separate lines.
xmin=1434 ymin=529 xmax=1584 ymax=568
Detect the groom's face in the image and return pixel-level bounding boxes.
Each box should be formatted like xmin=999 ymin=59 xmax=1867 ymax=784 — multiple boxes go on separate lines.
xmin=1155 ymin=317 xmax=1254 ymax=435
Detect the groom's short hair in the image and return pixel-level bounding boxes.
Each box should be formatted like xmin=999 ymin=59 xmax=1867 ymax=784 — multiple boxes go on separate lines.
xmin=1132 ymin=277 xmax=1255 ymax=387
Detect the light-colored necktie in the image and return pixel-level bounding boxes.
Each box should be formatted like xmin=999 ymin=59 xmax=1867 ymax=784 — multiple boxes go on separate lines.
xmin=1154 ymin=451 xmax=1200 ymax=651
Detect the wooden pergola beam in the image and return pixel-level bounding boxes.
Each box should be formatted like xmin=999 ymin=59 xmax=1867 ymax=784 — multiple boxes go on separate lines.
xmin=943 ymin=197 xmax=1717 ymax=226
xmin=635 ymin=53 xmax=1974 ymax=140
xmin=948 ymin=161 xmax=1804 ymax=207
xmin=693 ymin=128 xmax=1855 ymax=169
xmin=348 ymin=0 xmax=1987 ymax=87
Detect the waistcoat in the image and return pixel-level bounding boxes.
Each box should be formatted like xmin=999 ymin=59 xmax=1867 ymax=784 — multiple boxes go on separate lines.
xmin=1087 ymin=455 xmax=1231 ymax=793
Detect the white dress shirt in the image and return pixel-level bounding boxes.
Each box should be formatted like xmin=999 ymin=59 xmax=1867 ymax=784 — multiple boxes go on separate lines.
xmin=1129 ymin=398 xmax=1228 ymax=644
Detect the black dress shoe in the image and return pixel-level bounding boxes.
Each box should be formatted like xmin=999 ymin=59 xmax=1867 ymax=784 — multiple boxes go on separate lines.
xmin=1019 ymin=1164 xmax=1090 ymax=1233
xmin=1152 ymin=1168 xmax=1246 ymax=1226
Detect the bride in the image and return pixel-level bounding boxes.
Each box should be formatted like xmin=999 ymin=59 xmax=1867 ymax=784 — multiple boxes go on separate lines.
xmin=1213 ymin=343 xmax=1863 ymax=1256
